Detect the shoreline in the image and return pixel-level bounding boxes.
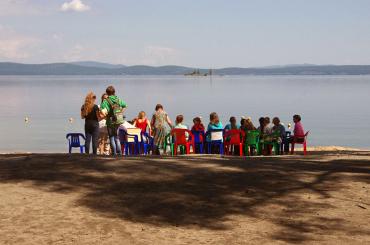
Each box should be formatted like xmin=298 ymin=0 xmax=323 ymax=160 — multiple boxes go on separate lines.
xmin=0 ymin=146 xmax=369 ymax=155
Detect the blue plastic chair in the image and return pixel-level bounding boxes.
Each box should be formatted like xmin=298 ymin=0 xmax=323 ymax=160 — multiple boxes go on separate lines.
xmin=191 ymin=130 xmax=205 ymax=154
xmin=206 ymin=129 xmax=224 ymax=155
xmin=66 ymin=133 xmax=85 ymax=154
xmin=118 ymin=129 xmax=140 ymax=156
xmin=141 ymin=132 xmax=154 ymax=155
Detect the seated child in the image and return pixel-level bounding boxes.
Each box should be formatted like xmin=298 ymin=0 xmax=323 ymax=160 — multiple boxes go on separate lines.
xmin=207 ymin=112 xmax=223 ymax=143
xmin=257 ymin=117 xmax=266 ymax=135
xmin=285 ymin=114 xmax=306 ymax=152
xmin=224 ymin=116 xmax=240 ymax=130
xmin=191 ymin=116 xmax=205 ymax=132
xmin=174 ymin=115 xmax=189 ymax=141
xmin=207 ymin=112 xmax=223 ymax=131
xmin=293 ymin=114 xmax=305 ymax=137
xmin=272 ymin=117 xmax=287 ymax=153
xmin=133 ymin=111 xmax=152 ymax=134
xmin=206 ymin=112 xmax=223 ymax=154
xmin=264 ymin=117 xmax=273 ymax=135
xmin=174 ymin=115 xmax=188 ymax=129
xmin=272 ymin=117 xmax=286 ymax=140
xmin=241 ymin=117 xmax=256 ymax=131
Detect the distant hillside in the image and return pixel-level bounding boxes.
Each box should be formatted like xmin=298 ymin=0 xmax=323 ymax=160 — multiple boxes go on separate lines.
xmin=216 ymin=65 xmax=370 ymax=75
xmin=69 ymin=61 xmax=126 ymax=69
xmin=0 ymin=63 xmax=114 ymax=75
xmin=1 ymin=62 xmax=370 ymax=75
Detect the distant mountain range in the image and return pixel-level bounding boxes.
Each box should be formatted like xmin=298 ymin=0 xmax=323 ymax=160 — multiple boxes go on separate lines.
xmin=70 ymin=61 xmax=126 ymax=69
xmin=1 ymin=62 xmax=370 ymax=75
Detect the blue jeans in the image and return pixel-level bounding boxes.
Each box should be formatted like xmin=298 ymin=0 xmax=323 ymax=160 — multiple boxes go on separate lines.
xmin=107 ymin=125 xmax=122 ymax=156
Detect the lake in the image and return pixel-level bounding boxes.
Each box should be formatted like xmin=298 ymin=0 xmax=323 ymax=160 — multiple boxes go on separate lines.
xmin=0 ymin=75 xmax=369 ymax=152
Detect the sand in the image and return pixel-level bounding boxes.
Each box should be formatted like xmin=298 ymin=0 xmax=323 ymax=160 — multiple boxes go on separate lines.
xmin=0 ymin=152 xmax=369 ymax=244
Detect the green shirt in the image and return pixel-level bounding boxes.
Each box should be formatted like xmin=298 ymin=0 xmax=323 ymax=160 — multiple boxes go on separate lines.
xmin=100 ymin=95 xmax=127 ymax=127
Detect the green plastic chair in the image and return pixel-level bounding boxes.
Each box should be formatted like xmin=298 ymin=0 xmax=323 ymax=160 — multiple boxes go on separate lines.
xmin=163 ymin=133 xmax=185 ymax=156
xmin=261 ymin=130 xmax=280 ymax=155
xmin=244 ymin=130 xmax=260 ymax=156
xmin=163 ymin=133 xmax=174 ymax=155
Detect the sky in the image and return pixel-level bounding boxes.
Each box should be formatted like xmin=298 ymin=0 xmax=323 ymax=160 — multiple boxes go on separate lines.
xmin=1 ymin=0 xmax=370 ymax=68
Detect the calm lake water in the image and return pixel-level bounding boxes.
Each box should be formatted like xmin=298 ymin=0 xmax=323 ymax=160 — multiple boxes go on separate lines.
xmin=0 ymin=75 xmax=369 ymax=152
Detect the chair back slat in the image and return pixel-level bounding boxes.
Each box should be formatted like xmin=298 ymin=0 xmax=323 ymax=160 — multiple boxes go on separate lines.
xmin=245 ymin=130 xmax=260 ymax=145
xmin=66 ymin=133 xmax=84 ymax=147
xmin=224 ymin=129 xmax=244 ymax=144
xmin=211 ymin=131 xmax=223 ymax=141
xmin=127 ymin=128 xmax=142 ymax=142
xmin=191 ymin=130 xmax=204 ymax=144
xmin=171 ymin=128 xmax=191 ymax=145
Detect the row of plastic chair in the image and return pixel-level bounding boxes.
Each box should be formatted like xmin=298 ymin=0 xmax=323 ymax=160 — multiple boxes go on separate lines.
xmin=162 ymin=129 xmax=309 ymax=156
xmin=66 ymin=129 xmax=154 ymax=155
xmin=66 ymin=129 xmax=309 ymax=156
xmin=163 ymin=129 xmax=223 ymax=156
xmin=118 ymin=128 xmax=154 ymax=156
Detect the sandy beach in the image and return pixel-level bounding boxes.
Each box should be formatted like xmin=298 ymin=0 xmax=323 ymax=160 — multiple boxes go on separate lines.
xmin=0 ymin=151 xmax=369 ymax=244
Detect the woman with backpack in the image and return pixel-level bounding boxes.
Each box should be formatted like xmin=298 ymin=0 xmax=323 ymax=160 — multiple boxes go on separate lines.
xmin=100 ymin=86 xmax=127 ymax=156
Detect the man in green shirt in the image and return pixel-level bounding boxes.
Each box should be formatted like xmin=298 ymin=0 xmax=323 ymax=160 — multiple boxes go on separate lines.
xmin=100 ymin=86 xmax=127 ymax=156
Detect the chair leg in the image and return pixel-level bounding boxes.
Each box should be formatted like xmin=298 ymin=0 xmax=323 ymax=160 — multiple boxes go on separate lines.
xmin=303 ymin=142 xmax=307 ymax=155
xmin=244 ymin=144 xmax=249 ymax=156
xmin=291 ymin=143 xmax=295 ymax=155
xmin=257 ymin=144 xmax=262 ymax=155
xmin=220 ymin=144 xmax=224 ymax=155
xmin=239 ymin=144 xmax=243 ymax=156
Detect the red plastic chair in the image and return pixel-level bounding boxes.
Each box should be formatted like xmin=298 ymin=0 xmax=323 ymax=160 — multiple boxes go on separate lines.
xmin=291 ymin=131 xmax=310 ymax=155
xmin=170 ymin=129 xmax=195 ymax=155
xmin=223 ymin=129 xmax=245 ymax=156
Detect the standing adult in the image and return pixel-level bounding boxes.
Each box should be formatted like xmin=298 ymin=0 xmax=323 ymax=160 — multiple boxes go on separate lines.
xmin=151 ymin=104 xmax=173 ymax=155
xmin=81 ymin=92 xmax=100 ymax=154
xmin=100 ymin=86 xmax=127 ymax=156
xmin=98 ymin=93 xmax=111 ymax=155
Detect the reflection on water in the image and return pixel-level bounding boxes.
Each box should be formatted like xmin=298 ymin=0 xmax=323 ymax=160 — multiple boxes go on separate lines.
xmin=0 ymin=75 xmax=369 ymax=152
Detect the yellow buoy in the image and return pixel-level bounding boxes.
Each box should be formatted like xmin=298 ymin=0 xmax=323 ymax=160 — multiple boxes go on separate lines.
xmin=69 ymin=117 xmax=74 ymax=123
xmin=24 ymin=117 xmax=29 ymax=123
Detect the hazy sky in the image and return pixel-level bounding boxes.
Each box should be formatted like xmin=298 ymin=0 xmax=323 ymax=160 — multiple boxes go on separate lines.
xmin=1 ymin=0 xmax=370 ymax=67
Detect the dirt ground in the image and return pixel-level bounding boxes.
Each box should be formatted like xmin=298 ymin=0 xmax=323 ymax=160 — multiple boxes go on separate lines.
xmin=0 ymin=152 xmax=369 ymax=244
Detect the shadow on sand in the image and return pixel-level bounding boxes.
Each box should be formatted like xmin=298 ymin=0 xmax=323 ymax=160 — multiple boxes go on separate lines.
xmin=0 ymin=152 xmax=369 ymax=242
